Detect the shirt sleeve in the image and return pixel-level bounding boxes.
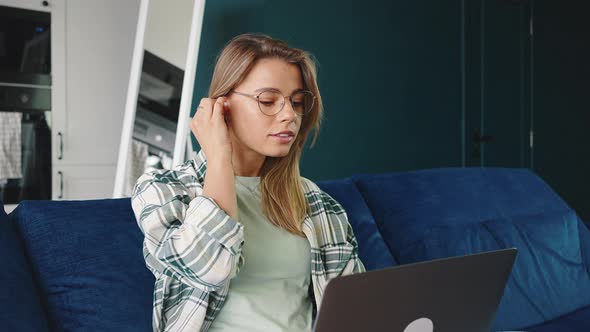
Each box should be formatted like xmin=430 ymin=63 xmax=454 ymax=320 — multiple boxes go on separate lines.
xmin=339 ymin=220 xmax=367 ymax=275
xmin=319 ymin=189 xmax=367 ymax=276
xmin=131 ymin=165 xmax=245 ymax=292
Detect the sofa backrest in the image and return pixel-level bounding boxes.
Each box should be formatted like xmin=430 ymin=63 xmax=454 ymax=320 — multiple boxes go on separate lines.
xmin=316 ymin=177 xmax=397 ymax=271
xmin=9 ymin=198 xmax=153 ymax=331
xmin=352 ymin=167 xmax=572 ymax=241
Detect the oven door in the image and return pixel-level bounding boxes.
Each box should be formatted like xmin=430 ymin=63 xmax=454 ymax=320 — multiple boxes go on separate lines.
xmin=0 ymin=4 xmax=52 ymax=111
xmin=0 ymin=4 xmax=52 ymax=206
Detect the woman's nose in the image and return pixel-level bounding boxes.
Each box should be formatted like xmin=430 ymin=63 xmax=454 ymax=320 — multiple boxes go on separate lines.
xmin=280 ymin=99 xmax=299 ymax=119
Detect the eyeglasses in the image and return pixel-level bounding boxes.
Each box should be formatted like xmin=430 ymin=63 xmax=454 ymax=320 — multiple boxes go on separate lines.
xmin=230 ymin=89 xmax=316 ymax=116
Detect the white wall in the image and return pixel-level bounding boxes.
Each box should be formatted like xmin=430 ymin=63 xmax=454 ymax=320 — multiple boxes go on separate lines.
xmin=144 ymin=0 xmax=194 ymax=69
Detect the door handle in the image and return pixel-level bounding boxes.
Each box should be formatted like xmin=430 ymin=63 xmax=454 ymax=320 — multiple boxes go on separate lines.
xmin=57 ymin=171 xmax=63 ymax=199
xmin=57 ymin=132 xmax=63 ymax=160
xmin=473 ymin=132 xmax=495 ymax=143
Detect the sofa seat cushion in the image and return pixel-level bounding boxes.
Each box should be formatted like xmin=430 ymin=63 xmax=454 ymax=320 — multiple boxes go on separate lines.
xmin=10 ymin=198 xmax=154 ymax=331
xmin=1 ymin=201 xmax=50 ymax=332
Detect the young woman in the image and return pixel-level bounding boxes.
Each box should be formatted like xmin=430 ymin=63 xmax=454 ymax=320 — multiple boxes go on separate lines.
xmin=131 ymin=33 xmax=366 ymax=332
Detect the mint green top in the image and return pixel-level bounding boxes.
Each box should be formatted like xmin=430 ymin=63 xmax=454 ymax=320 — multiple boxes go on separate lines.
xmin=208 ymin=175 xmax=313 ymax=332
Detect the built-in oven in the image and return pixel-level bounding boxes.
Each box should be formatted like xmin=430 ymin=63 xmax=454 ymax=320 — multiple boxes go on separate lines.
xmin=0 ymin=3 xmax=52 ymax=206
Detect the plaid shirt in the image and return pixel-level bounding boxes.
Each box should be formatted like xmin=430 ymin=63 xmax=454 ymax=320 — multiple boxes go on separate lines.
xmin=131 ymin=149 xmax=366 ymax=331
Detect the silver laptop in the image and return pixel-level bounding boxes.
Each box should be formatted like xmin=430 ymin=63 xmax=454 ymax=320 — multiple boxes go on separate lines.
xmin=313 ymin=248 xmax=517 ymax=332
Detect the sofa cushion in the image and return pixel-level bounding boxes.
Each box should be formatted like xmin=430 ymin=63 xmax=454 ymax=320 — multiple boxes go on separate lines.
xmin=353 ymin=168 xmax=590 ymax=330
xmin=11 ymin=198 xmax=154 ymax=331
xmin=1 ymin=201 xmax=49 ymax=332
xmin=400 ymin=210 xmax=590 ymax=331
xmin=352 ymin=168 xmax=573 ymax=246
xmin=316 ymin=178 xmax=397 ymax=270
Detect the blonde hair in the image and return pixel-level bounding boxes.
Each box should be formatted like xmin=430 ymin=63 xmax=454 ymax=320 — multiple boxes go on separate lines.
xmin=208 ymin=33 xmax=324 ymax=237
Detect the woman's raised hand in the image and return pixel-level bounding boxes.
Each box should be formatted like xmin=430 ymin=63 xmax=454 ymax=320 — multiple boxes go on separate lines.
xmin=190 ymin=96 xmax=233 ymax=164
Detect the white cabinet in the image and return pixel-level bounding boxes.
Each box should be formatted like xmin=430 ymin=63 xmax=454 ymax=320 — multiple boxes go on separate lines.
xmin=2 ymin=0 xmax=140 ymax=210
xmin=51 ymin=0 xmax=140 ymax=199
xmin=53 ymin=165 xmax=117 ymax=200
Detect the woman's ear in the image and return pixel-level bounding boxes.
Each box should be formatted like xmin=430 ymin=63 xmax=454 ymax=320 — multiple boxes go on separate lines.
xmin=223 ymin=101 xmax=231 ymax=124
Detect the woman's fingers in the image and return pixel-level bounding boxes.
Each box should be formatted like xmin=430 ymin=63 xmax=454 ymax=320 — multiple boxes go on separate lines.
xmin=200 ymin=97 xmax=213 ymax=120
xmin=190 ymin=96 xmax=232 ymax=162
xmin=212 ymin=97 xmax=226 ymax=124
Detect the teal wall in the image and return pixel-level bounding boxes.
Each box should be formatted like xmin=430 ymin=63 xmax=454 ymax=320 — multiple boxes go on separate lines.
xmin=190 ymin=0 xmax=464 ymax=181
xmin=189 ymin=0 xmax=590 ymax=219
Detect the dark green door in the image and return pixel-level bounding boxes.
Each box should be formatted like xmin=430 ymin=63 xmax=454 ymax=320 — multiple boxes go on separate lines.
xmin=465 ymin=0 xmax=532 ymax=168
xmin=466 ymin=0 xmax=590 ymax=219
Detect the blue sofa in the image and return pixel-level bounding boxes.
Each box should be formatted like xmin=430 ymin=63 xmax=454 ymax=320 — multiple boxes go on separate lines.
xmin=2 ymin=167 xmax=590 ymax=331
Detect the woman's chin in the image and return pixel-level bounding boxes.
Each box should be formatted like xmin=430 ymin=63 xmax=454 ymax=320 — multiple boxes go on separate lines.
xmin=266 ymin=147 xmax=291 ymax=158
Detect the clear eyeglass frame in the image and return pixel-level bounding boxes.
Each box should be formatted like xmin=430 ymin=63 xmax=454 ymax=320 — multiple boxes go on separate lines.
xmin=230 ymin=89 xmax=316 ymax=116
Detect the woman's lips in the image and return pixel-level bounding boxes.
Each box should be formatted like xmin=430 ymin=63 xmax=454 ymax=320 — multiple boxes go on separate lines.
xmin=270 ymin=135 xmax=294 ymax=143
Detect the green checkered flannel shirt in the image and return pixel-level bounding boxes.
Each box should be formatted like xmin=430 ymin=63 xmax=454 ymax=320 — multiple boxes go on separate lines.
xmin=131 ymin=149 xmax=366 ymax=331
